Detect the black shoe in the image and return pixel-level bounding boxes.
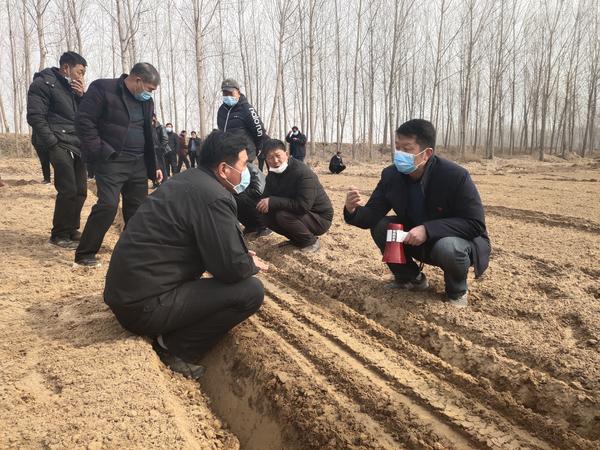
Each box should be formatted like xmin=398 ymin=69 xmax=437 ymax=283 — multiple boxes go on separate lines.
xmin=256 ymin=227 xmax=273 ymax=237
xmin=42 ymin=179 xmax=51 ymax=184
xmin=389 ymin=272 xmax=429 ymax=291
xmin=49 ymin=236 xmax=78 ymax=250
xmin=243 ymin=227 xmax=258 ymax=235
xmin=152 ymin=339 xmax=205 ymax=380
xmin=73 ymin=256 xmax=100 ymax=267
xmin=70 ymin=231 xmax=82 ymax=241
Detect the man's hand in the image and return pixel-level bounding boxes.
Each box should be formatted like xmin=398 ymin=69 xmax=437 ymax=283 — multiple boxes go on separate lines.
xmin=403 ymin=225 xmax=428 ymax=246
xmin=155 ymin=169 xmax=163 ymax=184
xmin=256 ymin=197 xmax=270 ymax=214
xmin=71 ymin=79 xmax=85 ymax=97
xmin=249 ymin=250 xmax=269 ymax=271
xmin=345 ymin=186 xmax=363 ymax=214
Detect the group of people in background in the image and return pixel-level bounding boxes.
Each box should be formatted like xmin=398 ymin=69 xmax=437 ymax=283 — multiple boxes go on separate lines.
xmin=25 ymin=51 xmax=489 ymax=380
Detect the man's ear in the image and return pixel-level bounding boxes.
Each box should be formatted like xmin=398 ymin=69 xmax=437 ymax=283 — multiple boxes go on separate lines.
xmin=215 ymin=162 xmax=228 ymax=179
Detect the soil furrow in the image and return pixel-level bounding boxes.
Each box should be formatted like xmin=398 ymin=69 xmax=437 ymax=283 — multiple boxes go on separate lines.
xmin=261 ymin=281 xmax=559 ymax=449
xmin=257 ymin=251 xmax=600 ymax=444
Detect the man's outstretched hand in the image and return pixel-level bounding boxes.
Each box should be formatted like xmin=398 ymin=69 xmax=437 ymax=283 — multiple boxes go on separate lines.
xmin=249 ymin=250 xmax=269 ymax=272
xmin=345 ymin=185 xmax=363 ymax=214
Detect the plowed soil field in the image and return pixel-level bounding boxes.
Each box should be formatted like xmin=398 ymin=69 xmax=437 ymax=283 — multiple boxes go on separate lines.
xmin=1 ymin=156 xmax=599 ymax=449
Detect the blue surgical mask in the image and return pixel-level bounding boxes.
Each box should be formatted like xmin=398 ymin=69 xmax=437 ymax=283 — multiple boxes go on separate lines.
xmin=135 ymin=90 xmax=152 ymax=102
xmin=134 ymin=79 xmax=152 ymax=101
xmin=226 ymin=164 xmax=250 ymax=194
xmin=394 ymin=149 xmax=426 ymax=174
xmin=223 ymin=96 xmax=238 ymax=107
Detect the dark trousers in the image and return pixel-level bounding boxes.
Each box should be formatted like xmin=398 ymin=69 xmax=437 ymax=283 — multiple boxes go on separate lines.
xmin=189 ymin=152 xmax=197 ymax=168
xmin=236 ymin=196 xmax=264 ymax=231
xmin=177 ymin=154 xmax=190 ymax=172
xmin=86 ymin=162 xmax=95 ymax=179
xmin=110 ymin=276 xmax=264 ymax=362
xmin=330 ymin=165 xmax=346 ymax=174
xmin=164 ymin=152 xmax=177 ymax=178
xmin=76 ymin=153 xmax=147 ymax=260
xmin=48 ymin=146 xmax=87 ymax=239
xmin=265 ymin=210 xmax=331 ymax=247
xmin=371 ymin=216 xmax=473 ymax=298
xmin=35 ymin=146 xmax=52 ymax=181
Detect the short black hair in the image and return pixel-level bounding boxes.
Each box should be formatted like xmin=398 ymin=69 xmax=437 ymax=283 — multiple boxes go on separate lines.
xmin=263 ymin=138 xmax=286 ymax=156
xmin=130 ymin=62 xmax=161 ymax=85
xmin=165 ymin=122 xmax=173 ymax=127
xmin=199 ymin=130 xmax=247 ymax=169
xmin=59 ymin=51 xmax=87 ymax=68
xmin=396 ymin=119 xmax=436 ymax=150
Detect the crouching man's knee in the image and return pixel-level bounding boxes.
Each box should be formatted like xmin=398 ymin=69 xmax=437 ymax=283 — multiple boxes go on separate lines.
xmin=242 ymin=276 xmax=264 ymax=313
xmin=430 ymin=237 xmax=472 ymax=275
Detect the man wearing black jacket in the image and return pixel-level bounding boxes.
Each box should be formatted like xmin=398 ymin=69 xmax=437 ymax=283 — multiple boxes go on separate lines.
xmin=285 ymin=126 xmax=307 ymax=161
xmin=329 ymin=151 xmax=346 ymax=174
xmin=235 ymin=162 xmax=270 ymax=236
xmin=217 ymin=78 xmax=268 ymax=163
xmin=74 ymin=62 xmax=163 ymax=266
xmin=164 ymin=122 xmax=179 ymax=177
xmin=344 ymin=119 xmax=490 ymax=308
xmin=257 ymin=139 xmax=333 ymax=252
xmin=152 ymin=114 xmax=169 ymax=188
xmin=27 ymin=51 xmax=88 ymax=249
xmin=104 ymin=130 xmax=267 ymax=379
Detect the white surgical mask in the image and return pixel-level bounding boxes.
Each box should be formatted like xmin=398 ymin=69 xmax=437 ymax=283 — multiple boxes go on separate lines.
xmin=269 ymin=162 xmax=288 ymax=174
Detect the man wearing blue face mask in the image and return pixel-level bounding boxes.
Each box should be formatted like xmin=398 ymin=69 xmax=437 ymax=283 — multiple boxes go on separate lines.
xmin=344 ymin=119 xmax=490 ymax=308
xmin=74 ymin=62 xmax=163 ymax=267
xmin=104 ymin=130 xmax=268 ymax=379
xmin=217 ymin=78 xmax=269 ymax=163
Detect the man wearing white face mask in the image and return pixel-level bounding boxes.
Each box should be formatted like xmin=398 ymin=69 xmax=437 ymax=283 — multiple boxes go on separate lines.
xmin=216 ymin=78 xmax=268 ymax=163
xmin=344 ymin=119 xmax=490 ymax=308
xmin=104 ymin=130 xmax=268 ymax=380
xmin=257 ymin=139 xmax=333 ymax=252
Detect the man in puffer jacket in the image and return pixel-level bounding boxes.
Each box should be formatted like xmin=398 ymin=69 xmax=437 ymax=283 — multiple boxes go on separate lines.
xmin=216 ymin=78 xmax=268 ymax=163
xmin=27 ymin=51 xmax=88 ymax=249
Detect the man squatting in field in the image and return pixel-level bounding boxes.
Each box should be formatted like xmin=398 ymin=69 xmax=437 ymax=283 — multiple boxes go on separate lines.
xmin=104 ymin=131 xmax=268 ymax=379
xmin=344 ymin=119 xmax=491 ymax=308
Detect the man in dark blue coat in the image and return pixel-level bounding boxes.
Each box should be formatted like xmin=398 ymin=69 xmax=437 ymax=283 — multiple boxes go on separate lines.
xmin=74 ymin=62 xmax=163 ymax=266
xmin=344 ymin=119 xmax=490 ymax=308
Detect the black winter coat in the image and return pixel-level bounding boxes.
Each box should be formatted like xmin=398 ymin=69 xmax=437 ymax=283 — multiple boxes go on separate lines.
xmin=75 ymin=74 xmax=158 ymax=180
xmin=286 ymin=131 xmax=307 ymax=159
xmin=166 ymin=131 xmax=179 ymax=154
xmin=104 ymin=167 xmax=258 ymax=307
xmin=217 ymin=95 xmax=267 ymax=161
xmin=153 ymin=124 xmax=169 ymax=156
xmin=344 ymin=155 xmax=491 ymax=277
xmin=263 ymin=158 xmax=334 ymax=222
xmin=329 ymin=154 xmax=345 ymax=172
xmin=27 ymin=68 xmax=82 ymax=155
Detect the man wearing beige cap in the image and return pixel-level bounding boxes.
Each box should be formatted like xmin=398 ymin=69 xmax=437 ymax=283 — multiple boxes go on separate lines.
xmin=216 ymin=78 xmax=268 ymax=163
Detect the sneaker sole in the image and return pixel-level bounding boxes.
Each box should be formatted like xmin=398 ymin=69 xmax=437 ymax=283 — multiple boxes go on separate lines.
xmin=72 ymin=261 xmax=101 ymax=268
